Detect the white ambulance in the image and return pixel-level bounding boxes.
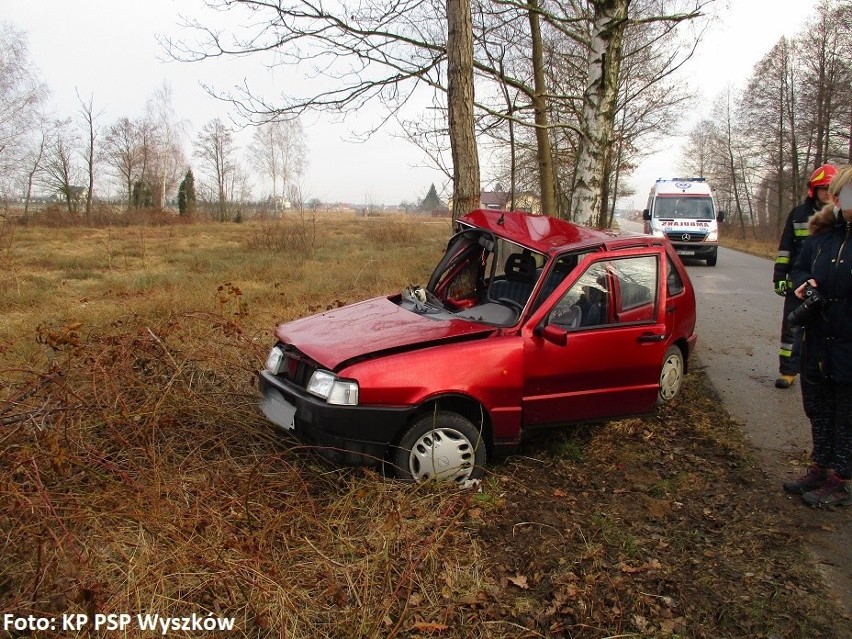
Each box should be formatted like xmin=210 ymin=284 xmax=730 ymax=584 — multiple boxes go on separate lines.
xmin=642 ymin=177 xmax=725 ymax=266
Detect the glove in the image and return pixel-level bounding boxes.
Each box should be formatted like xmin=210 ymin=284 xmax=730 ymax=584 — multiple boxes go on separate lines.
xmin=774 ymin=279 xmax=790 ymax=296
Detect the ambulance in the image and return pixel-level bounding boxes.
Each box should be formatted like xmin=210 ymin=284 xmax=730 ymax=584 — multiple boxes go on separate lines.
xmin=642 ymin=177 xmax=725 ymax=266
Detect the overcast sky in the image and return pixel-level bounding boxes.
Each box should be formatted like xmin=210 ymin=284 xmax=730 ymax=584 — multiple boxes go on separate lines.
xmin=4 ymin=0 xmax=814 ymax=206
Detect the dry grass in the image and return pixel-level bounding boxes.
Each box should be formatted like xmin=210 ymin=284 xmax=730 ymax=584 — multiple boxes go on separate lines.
xmin=1 ymin=212 xmax=483 ymax=638
xmin=0 ymin=213 xmax=846 ymax=638
xmin=719 ymin=234 xmax=776 ymax=260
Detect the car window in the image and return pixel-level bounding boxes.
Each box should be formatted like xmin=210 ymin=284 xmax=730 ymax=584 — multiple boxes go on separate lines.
xmin=530 ymin=252 xmax=582 ymax=314
xmin=666 ymin=254 xmax=685 ymax=296
xmin=547 ymin=255 xmax=659 ymax=330
xmin=548 ymin=262 xmax=609 ymax=329
xmin=612 ymin=255 xmax=658 ymax=323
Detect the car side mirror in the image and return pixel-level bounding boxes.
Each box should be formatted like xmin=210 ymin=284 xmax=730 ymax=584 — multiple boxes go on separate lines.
xmin=642 ymin=209 xmax=651 ymax=221
xmin=716 ymin=210 xmax=726 ymax=222
xmin=537 ymin=323 xmax=568 ymax=346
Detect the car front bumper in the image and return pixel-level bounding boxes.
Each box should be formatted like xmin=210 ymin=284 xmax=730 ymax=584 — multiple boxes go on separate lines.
xmin=257 ymin=370 xmax=416 ymax=466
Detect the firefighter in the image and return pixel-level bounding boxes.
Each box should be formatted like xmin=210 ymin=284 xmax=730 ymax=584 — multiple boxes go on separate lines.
xmin=773 ymin=164 xmax=836 ymax=389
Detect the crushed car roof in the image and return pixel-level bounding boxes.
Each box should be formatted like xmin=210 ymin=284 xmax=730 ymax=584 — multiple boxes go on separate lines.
xmin=458 ymin=209 xmax=653 ymax=255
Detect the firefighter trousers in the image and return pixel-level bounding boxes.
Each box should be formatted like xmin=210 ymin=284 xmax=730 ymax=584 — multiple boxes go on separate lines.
xmin=779 ymin=292 xmax=801 ymax=376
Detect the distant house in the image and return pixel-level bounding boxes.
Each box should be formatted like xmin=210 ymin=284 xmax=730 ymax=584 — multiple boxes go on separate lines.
xmin=479 ymin=191 xmax=541 ymax=214
xmin=446 ymin=190 xmax=542 ymax=215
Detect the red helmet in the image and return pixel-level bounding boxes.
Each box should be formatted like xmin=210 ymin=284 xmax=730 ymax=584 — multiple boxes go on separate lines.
xmin=808 ymin=164 xmax=836 ymax=196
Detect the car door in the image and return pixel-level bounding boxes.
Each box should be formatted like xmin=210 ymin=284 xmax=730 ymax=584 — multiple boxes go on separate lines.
xmin=521 ymin=248 xmax=669 ymax=426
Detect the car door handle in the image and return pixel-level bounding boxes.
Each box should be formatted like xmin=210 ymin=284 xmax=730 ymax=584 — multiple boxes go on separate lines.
xmin=638 ymin=333 xmax=667 ymax=343
xmin=666 ymin=303 xmax=676 ymax=313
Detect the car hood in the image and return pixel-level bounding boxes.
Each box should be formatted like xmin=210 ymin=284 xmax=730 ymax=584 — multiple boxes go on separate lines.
xmin=275 ymin=296 xmax=495 ymax=370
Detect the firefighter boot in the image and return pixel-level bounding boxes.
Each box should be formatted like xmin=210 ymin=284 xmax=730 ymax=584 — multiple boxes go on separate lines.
xmin=775 ymin=374 xmax=797 ymax=389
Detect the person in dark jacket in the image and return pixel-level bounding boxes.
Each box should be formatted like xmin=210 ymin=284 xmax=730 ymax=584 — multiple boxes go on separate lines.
xmin=773 ymin=164 xmax=836 ymax=389
xmin=785 ymin=164 xmax=852 ymax=507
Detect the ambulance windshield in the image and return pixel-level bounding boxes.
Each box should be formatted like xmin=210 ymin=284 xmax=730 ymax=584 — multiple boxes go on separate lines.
xmin=654 ymin=196 xmax=714 ymax=220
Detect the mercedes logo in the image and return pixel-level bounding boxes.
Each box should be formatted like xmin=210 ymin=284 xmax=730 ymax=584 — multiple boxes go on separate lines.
xmin=681 ymin=234 xmax=691 ymax=241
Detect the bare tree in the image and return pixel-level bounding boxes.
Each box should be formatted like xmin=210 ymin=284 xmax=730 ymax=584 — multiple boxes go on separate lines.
xmin=145 ymin=82 xmax=187 ymax=209
xmin=77 ymin=91 xmax=101 ymax=215
xmin=247 ymin=120 xmax=306 ymax=207
xmin=21 ymin=125 xmax=48 ymax=214
xmin=103 ymin=117 xmax=145 ymax=208
xmin=796 ymin=0 xmax=850 ymax=167
xmin=195 ymin=118 xmax=239 ymax=221
xmin=680 ymin=119 xmax=716 ymax=177
xmin=0 ymin=22 xmax=47 ymax=202
xmin=713 ymin=87 xmax=750 ymax=237
xmin=172 ymin=0 xmax=711 ymax=226
xmin=42 ymin=119 xmax=82 ymax=213
xmin=741 ymin=38 xmax=799 ymax=232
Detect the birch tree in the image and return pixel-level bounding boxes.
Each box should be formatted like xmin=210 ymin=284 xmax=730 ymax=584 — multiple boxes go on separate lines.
xmin=248 ymin=120 xmax=306 ymax=207
xmin=0 ymin=22 xmax=47 ymax=202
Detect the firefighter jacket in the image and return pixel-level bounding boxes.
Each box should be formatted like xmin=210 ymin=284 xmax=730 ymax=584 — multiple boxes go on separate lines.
xmin=791 ymin=206 xmax=852 ymax=383
xmin=774 ymin=195 xmax=822 ymax=284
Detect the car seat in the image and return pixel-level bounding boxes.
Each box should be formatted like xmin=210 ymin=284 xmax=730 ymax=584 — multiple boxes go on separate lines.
xmin=490 ymin=252 xmax=537 ymax=307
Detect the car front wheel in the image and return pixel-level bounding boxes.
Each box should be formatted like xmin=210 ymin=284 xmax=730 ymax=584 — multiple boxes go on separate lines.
xmin=657 ymin=345 xmax=685 ymax=405
xmin=393 ymin=411 xmax=486 ymax=482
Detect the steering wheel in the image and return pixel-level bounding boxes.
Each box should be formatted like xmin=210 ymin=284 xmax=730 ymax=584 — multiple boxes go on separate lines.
xmin=495 ymin=297 xmax=524 ymax=314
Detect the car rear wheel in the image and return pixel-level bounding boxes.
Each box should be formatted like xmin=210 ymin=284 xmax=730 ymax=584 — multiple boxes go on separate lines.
xmin=393 ymin=411 xmax=486 ymax=482
xmin=657 ymin=345 xmax=684 ymax=405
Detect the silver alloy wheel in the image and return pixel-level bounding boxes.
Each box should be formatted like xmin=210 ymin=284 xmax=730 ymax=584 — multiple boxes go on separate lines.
xmin=659 ymin=346 xmax=684 ymax=402
xmin=408 ymin=427 xmax=476 ymax=482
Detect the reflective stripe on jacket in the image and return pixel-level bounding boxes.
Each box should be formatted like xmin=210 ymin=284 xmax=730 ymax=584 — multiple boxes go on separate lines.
xmin=774 ymin=196 xmax=820 ymax=283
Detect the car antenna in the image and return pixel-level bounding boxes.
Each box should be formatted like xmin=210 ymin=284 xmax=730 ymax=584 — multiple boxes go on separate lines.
xmin=497 ymin=212 xmax=505 ymax=225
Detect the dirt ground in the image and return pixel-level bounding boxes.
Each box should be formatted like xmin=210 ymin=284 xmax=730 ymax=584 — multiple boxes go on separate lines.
xmin=462 ymin=369 xmax=851 ymax=639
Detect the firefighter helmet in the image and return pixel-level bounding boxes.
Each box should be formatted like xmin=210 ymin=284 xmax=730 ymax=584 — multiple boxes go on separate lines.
xmin=808 ymin=164 xmax=836 ymax=196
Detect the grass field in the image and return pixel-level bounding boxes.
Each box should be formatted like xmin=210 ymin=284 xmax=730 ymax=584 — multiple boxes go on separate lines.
xmin=1 ymin=212 xmax=847 ymax=639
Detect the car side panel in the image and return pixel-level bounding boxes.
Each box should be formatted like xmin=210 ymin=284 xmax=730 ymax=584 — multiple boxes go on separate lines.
xmin=521 ymin=247 xmax=671 ymax=426
xmin=339 ymin=336 xmax=525 ymax=441
xmin=522 ymin=323 xmax=668 ymax=425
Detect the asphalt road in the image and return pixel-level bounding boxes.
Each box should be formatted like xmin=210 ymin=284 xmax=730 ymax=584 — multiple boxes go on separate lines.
xmin=676 ymin=241 xmax=852 ymax=621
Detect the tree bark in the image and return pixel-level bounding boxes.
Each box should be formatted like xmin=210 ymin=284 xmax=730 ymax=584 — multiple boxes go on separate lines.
xmin=447 ymin=0 xmax=480 ymax=220
xmin=527 ymin=0 xmax=556 ymax=216
xmin=572 ymin=0 xmax=630 ymax=227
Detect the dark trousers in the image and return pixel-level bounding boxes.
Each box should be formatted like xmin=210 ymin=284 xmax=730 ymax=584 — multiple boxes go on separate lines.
xmin=801 ymin=380 xmax=852 ymax=479
xmin=779 ymin=293 xmax=801 ymax=375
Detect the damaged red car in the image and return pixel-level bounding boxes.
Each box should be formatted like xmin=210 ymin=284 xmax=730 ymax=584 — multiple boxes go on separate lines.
xmin=258 ymin=209 xmax=697 ymax=482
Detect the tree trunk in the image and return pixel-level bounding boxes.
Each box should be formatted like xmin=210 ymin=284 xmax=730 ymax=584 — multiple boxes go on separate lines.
xmin=527 ymin=0 xmax=556 ymax=216
xmin=572 ymin=0 xmax=630 ymax=227
xmin=447 ymin=0 xmax=480 ymax=221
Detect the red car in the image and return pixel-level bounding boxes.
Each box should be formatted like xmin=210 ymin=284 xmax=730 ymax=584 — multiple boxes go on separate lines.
xmin=259 ymin=210 xmax=697 ymax=482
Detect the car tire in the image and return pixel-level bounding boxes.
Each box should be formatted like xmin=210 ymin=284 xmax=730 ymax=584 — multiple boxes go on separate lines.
xmin=393 ymin=411 xmax=486 ymax=482
xmin=657 ymin=345 xmax=685 ymax=405
xmin=706 ymin=250 xmax=717 ymax=267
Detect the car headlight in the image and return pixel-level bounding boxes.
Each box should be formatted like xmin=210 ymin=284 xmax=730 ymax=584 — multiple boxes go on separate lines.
xmin=307 ymin=370 xmax=359 ymax=406
xmin=266 ymin=346 xmax=285 ymax=374
xmin=706 ymin=230 xmax=718 ymax=241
